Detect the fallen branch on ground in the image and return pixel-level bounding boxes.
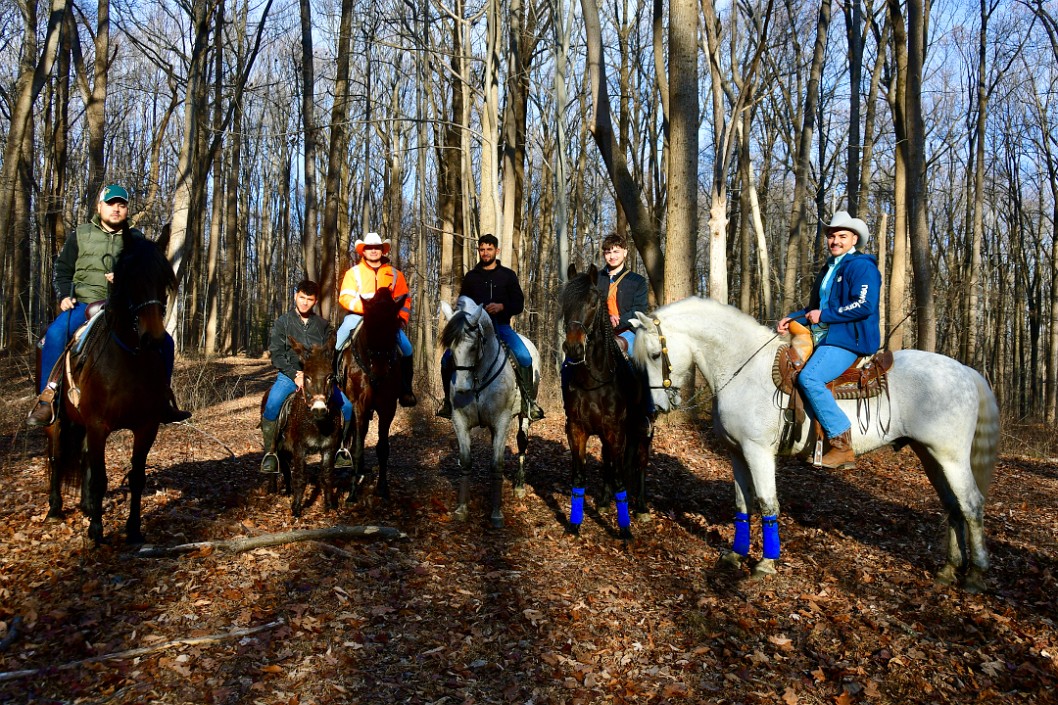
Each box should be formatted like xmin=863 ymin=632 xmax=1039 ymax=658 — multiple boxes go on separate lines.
xmin=0 ymin=619 xmax=284 ymax=683
xmin=134 ymin=525 xmax=406 ymax=558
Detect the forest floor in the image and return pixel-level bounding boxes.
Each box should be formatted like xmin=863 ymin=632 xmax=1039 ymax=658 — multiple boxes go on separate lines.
xmin=0 ymin=356 xmax=1055 ymax=705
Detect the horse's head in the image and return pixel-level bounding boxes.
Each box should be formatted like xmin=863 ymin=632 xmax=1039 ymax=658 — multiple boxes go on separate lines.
xmin=630 ymin=311 xmax=685 ymax=412
xmin=441 ymin=299 xmax=497 ymax=396
xmin=109 ymin=233 xmax=177 ymax=346
xmin=561 ymin=263 xmax=602 ymax=363
xmin=290 ymin=333 xmax=338 ymax=421
xmin=360 ymin=286 xmax=406 ymax=352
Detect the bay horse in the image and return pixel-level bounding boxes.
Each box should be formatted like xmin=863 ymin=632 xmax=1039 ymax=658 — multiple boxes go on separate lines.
xmin=631 ymin=297 xmax=1000 ymax=592
xmin=261 ymin=334 xmax=344 ymax=517
xmin=561 ymin=263 xmax=653 ymax=539
xmin=338 ymin=287 xmax=404 ymax=501
xmin=439 ymin=296 xmax=538 ymax=527
xmin=45 ymin=232 xmax=177 ymax=544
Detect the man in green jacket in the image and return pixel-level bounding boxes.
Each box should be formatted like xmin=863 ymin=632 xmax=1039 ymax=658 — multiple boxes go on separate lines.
xmin=26 ymin=184 xmax=190 ymax=427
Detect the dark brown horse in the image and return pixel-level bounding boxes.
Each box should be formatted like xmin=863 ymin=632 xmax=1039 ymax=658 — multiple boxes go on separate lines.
xmin=561 ymin=263 xmax=652 ymax=539
xmin=45 ymin=232 xmax=177 ymax=544
xmin=339 ymin=287 xmax=405 ymax=501
xmin=261 ymin=334 xmax=344 ymax=517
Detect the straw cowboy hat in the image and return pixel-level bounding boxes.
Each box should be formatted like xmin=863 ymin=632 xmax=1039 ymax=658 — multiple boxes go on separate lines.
xmin=355 ymin=232 xmax=391 ymax=256
xmin=824 ymin=211 xmax=869 ymax=245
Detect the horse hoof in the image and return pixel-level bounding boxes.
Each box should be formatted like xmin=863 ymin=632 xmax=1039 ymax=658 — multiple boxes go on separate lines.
xmin=126 ymin=532 xmax=146 ymax=546
xmin=751 ymin=558 xmax=778 ymax=579
xmin=490 ymin=515 xmax=504 ymax=529
xmin=935 ymin=563 xmax=959 ymax=586
xmin=567 ymin=523 xmax=581 ymax=537
xmin=45 ymin=509 xmax=65 ymax=522
xmin=453 ymin=505 xmax=469 ymax=522
xmin=961 ymin=569 xmax=988 ymax=595
xmin=513 ymin=486 xmax=526 ymax=499
xmin=717 ymin=550 xmax=745 ymax=571
xmin=618 ymin=526 xmax=633 ymax=541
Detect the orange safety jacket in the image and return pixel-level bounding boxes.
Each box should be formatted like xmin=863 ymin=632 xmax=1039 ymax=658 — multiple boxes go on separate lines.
xmin=338 ymin=259 xmax=411 ymax=324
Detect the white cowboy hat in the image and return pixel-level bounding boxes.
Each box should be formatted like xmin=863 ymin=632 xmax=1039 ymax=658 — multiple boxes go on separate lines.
xmin=355 ymin=232 xmax=391 ymax=256
xmin=825 ymin=211 xmax=869 ymax=245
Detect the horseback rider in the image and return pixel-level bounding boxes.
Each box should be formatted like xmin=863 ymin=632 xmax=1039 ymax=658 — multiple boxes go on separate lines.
xmin=335 ymin=232 xmax=417 ymax=408
xmin=595 ymin=232 xmax=649 ymax=353
xmin=26 ymin=184 xmax=191 ymax=428
xmin=595 ymin=231 xmax=655 ymax=430
xmin=436 ymin=234 xmax=544 ymax=421
xmin=260 ymin=279 xmax=353 ymax=475
xmin=776 ymin=211 xmax=881 ymax=469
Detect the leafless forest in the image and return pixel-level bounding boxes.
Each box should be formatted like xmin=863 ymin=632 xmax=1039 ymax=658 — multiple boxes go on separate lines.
xmin=1 ymin=0 xmax=1057 ymax=423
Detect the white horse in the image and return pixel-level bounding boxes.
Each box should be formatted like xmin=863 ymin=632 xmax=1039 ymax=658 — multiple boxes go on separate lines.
xmin=439 ymin=296 xmax=540 ymax=527
xmin=631 ymin=297 xmax=1000 ymax=592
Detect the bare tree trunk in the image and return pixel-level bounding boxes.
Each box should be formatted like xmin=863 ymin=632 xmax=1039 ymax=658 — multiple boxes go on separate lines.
xmin=843 ymin=0 xmax=863 ymax=214
xmin=887 ymin=1 xmax=909 ymax=351
xmin=904 ymin=0 xmax=936 ymax=351
xmin=552 ymin=0 xmax=574 ymax=280
xmin=857 ymin=20 xmax=888 ymax=217
xmin=479 ymin=0 xmax=502 ymax=241
xmin=664 ymin=0 xmax=698 ymax=304
xmin=298 ymin=0 xmax=318 ymax=281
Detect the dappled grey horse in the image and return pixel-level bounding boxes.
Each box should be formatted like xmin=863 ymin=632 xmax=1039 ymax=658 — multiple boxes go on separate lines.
xmin=440 ymin=296 xmax=538 ymax=527
xmin=631 ymin=297 xmax=999 ymax=593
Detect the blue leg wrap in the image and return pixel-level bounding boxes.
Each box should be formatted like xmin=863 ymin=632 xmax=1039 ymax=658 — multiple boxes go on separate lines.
xmin=762 ymin=514 xmax=780 ymax=559
xmin=570 ymin=488 xmax=585 ymax=526
xmin=615 ymin=490 xmax=630 ymax=529
xmin=733 ymin=512 xmax=751 ymax=556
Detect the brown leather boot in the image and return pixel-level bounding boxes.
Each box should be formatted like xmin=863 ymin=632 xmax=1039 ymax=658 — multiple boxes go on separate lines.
xmin=820 ymin=429 xmax=855 ymax=469
xmin=26 ymin=384 xmax=59 ymax=427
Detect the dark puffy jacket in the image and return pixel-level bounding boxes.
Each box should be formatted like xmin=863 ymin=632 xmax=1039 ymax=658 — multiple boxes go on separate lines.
xmin=53 ymin=216 xmax=144 ymax=302
xmin=459 ymin=261 xmax=525 ymax=327
xmin=269 ymin=309 xmax=333 ymax=380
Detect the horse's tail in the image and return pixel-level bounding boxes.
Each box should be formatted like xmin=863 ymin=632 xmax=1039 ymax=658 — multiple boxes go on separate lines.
xmin=970 ymin=371 xmax=1000 ymax=497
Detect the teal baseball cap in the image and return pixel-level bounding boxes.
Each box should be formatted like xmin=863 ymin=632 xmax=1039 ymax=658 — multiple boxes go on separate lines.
xmin=98 ymin=184 xmax=129 ymax=203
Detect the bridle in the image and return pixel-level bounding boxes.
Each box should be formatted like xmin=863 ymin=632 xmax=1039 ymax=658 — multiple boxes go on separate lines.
xmin=646 ymin=317 xmax=680 ymax=407
xmin=563 ymin=296 xmax=616 ymax=390
xmin=108 ymin=296 xmax=168 ymax=356
xmin=453 ymin=319 xmax=507 ymax=396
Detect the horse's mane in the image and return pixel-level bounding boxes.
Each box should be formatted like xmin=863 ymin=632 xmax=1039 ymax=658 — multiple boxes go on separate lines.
xmin=441 ymin=310 xmax=470 ymax=348
xmin=632 ymin=296 xmax=776 ymax=368
xmin=110 ymin=232 xmax=176 ymax=308
xmin=558 ymin=271 xmax=601 ymax=328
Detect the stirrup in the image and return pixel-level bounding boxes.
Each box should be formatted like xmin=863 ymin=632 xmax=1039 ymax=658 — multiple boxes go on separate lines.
xmin=259 ymin=452 xmax=280 ymax=475
xmin=334 ymin=448 xmax=353 ymax=469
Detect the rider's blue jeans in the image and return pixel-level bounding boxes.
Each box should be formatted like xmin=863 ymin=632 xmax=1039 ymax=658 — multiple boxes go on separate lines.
xmin=39 ymin=303 xmax=175 ymax=392
xmin=796 ymin=343 xmax=858 ymax=438
xmin=263 ymin=372 xmax=353 ymax=423
xmin=335 ymin=314 xmax=412 ymax=357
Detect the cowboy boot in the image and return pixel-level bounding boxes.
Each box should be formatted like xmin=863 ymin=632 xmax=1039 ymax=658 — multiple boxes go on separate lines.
xmin=26 ymin=355 xmax=66 ymax=427
xmin=820 ymin=429 xmax=855 ymax=470
xmin=399 ymin=356 xmax=418 ymax=407
xmin=436 ymin=356 xmax=454 ymax=419
xmin=260 ymin=418 xmax=280 ymax=474
xmin=516 ymin=363 xmax=544 ymax=422
xmin=160 ymin=388 xmax=192 ymax=424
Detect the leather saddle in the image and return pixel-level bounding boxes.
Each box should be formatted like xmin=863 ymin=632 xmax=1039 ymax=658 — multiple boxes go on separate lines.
xmin=772 ymin=321 xmax=893 ymax=447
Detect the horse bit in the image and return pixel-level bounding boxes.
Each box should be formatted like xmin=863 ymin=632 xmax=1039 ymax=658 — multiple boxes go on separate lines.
xmin=454 ymin=321 xmax=506 ymax=396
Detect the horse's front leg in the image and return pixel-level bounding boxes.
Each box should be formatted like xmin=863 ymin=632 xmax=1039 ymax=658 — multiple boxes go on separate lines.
xmin=375 ymin=409 xmax=395 ymax=500
xmin=602 ymin=431 xmax=632 ymax=541
xmin=566 ymin=421 xmax=590 ymax=536
xmin=512 ymin=415 xmax=530 ymax=499
xmin=487 ymin=413 xmax=515 ymax=529
xmin=45 ymin=422 xmax=80 ymax=520
xmin=125 ymin=425 xmax=158 ymax=545
xmin=627 ymin=429 xmax=652 ymax=522
xmin=83 ymin=427 xmax=109 ymax=544
xmin=290 ymin=449 xmax=308 ymax=518
xmin=741 ymin=444 xmax=781 ymax=578
xmin=347 ymin=412 xmax=370 ymax=503
xmin=452 ymin=414 xmax=473 ymax=522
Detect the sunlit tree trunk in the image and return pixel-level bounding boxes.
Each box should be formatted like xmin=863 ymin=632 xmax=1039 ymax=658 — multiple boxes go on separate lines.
xmin=298 ymin=0 xmax=318 ymax=281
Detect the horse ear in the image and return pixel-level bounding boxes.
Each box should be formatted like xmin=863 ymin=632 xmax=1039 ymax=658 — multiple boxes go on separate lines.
xmin=326 ymin=330 xmax=338 ymax=350
xmin=155 ymin=223 xmax=172 ymax=254
xmin=288 ymin=335 xmax=306 ymax=358
xmin=587 ymin=263 xmax=598 ymax=280
xmin=633 ymin=312 xmax=656 ymax=332
xmin=567 ymin=262 xmax=578 ymax=279
xmin=393 ymin=293 xmax=408 ymax=310
xmin=440 ymin=301 xmax=454 ymax=321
